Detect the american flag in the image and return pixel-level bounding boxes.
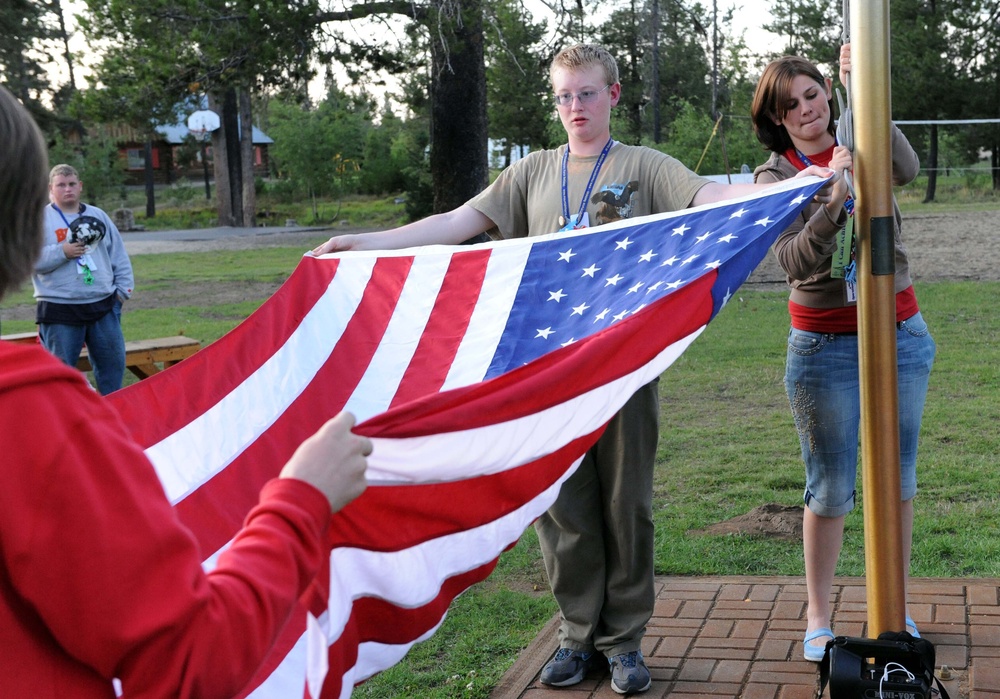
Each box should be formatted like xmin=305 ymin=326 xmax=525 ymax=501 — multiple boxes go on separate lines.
xmin=107 ymin=175 xmax=825 ymax=698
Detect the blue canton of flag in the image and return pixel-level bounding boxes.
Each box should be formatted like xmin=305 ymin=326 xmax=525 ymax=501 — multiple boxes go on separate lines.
xmin=486 ymin=179 xmax=821 ymax=375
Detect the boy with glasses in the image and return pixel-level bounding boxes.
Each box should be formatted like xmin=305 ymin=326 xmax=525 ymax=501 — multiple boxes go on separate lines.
xmin=313 ymin=43 xmax=832 ymax=694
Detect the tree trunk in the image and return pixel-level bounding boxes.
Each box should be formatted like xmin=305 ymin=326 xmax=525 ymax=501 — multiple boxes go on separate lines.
xmin=651 ymin=0 xmax=661 ymax=143
xmin=923 ymin=124 xmax=937 ymax=203
xmin=144 ymin=140 xmax=156 ymax=218
xmin=210 ymin=88 xmax=245 ymax=226
xmin=428 ymin=0 xmax=489 ymax=214
xmin=239 ymin=88 xmax=256 ymax=226
xmin=623 ymin=0 xmax=643 ymax=144
xmin=209 ymin=91 xmax=233 ymax=226
xmin=993 ymin=135 xmax=999 ymax=191
xmin=201 ymin=142 xmax=212 ymax=200
xmin=52 ymin=0 xmax=77 ymax=93
xmin=224 ymin=88 xmax=245 ymax=226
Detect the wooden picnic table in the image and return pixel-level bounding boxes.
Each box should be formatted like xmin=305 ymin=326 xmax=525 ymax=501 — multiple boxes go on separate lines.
xmin=1 ymin=332 xmax=200 ymax=379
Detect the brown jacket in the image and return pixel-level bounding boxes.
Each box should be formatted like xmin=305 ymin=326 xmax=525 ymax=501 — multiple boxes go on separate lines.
xmin=753 ymin=124 xmax=920 ymax=309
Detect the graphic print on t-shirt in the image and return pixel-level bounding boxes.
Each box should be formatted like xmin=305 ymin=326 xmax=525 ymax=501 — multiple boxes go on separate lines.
xmin=592 ymin=180 xmax=639 ymax=225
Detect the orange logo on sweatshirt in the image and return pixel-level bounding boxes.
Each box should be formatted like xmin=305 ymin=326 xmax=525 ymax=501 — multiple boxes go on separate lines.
xmin=55 ymin=227 xmax=69 ymax=243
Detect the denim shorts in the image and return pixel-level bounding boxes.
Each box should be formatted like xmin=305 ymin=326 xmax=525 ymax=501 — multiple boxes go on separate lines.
xmin=784 ymin=311 xmax=936 ymax=517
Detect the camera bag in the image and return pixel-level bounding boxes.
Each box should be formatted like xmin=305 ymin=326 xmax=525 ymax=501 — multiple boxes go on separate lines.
xmin=817 ymin=630 xmax=951 ymax=699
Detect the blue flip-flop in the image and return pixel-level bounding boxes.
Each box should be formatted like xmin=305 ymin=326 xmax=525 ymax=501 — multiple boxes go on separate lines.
xmin=803 ymin=627 xmax=834 ymax=662
xmin=906 ymin=616 xmax=921 ymax=638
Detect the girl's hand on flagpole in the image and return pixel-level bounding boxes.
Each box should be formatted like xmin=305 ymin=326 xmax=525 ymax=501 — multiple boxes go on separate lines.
xmin=827 ymin=145 xmax=853 ymax=209
xmin=839 ymin=43 xmax=852 ymax=87
xmin=281 ymin=411 xmax=371 ymax=513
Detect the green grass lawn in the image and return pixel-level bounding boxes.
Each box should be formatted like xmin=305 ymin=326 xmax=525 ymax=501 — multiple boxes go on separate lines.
xmin=3 ymin=237 xmax=998 ymax=698
xmin=116 ymin=188 xmax=411 ymax=231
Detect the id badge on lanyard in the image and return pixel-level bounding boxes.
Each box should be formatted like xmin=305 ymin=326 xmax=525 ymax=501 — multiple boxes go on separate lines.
xmin=558 ymin=212 xmax=590 ymax=231
xmin=796 ymin=148 xmax=856 ymax=301
xmin=559 ymin=139 xmax=613 ymax=232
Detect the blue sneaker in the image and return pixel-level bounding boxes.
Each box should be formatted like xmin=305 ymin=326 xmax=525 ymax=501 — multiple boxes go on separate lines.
xmin=803 ymin=627 xmax=834 ymax=662
xmin=540 ymin=647 xmax=596 ymax=687
xmin=608 ymin=650 xmax=651 ymax=694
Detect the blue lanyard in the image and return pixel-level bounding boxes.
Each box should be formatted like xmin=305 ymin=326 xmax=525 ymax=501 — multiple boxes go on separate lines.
xmin=52 ymin=204 xmax=95 ymax=284
xmin=796 ymin=148 xmax=857 ymax=283
xmin=52 ymin=203 xmax=76 ymax=228
xmin=561 ymin=138 xmax=614 ymax=227
xmin=794 ymin=147 xmax=854 ymax=215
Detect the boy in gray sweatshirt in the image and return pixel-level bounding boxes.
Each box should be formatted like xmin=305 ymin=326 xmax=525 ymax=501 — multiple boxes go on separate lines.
xmin=33 ymin=164 xmax=134 ymax=394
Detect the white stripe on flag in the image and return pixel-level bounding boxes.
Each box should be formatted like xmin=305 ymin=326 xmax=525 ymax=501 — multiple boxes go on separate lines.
xmin=365 ymin=327 xmax=704 ymax=484
xmin=148 ymin=259 xmax=375 ymax=504
xmin=441 ymin=242 xmax=532 ymax=390
xmin=344 ymin=253 xmax=454 ymax=422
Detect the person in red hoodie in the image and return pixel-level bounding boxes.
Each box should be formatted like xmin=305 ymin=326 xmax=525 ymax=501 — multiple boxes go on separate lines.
xmin=0 ymin=85 xmax=370 ymax=698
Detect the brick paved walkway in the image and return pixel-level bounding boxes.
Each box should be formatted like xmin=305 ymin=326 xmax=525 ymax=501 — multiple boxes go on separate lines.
xmin=491 ymin=576 xmax=1000 ymax=698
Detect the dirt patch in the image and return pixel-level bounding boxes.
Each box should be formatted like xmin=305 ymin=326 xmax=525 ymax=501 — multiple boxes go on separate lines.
xmin=746 ymin=208 xmax=1000 ymax=288
xmin=690 ymin=503 xmax=805 ymax=541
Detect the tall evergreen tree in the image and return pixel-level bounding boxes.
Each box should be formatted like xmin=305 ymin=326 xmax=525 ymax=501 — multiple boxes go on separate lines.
xmin=890 ymin=0 xmax=967 ymax=201
xmin=316 ymin=0 xmax=489 ymax=214
xmin=484 ymin=0 xmax=554 ymax=163
xmin=948 ymin=0 xmax=1000 ymax=190
xmin=593 ymin=0 xmax=714 ymax=145
xmin=762 ymin=0 xmax=840 ymax=69
xmin=598 ymin=0 xmax=647 ymax=145
xmin=0 ymin=0 xmax=57 ymax=127
xmin=80 ymin=0 xmax=322 ymax=225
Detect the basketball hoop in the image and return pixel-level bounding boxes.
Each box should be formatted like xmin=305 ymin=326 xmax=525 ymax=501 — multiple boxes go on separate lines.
xmin=186 ymin=109 xmax=220 ymax=142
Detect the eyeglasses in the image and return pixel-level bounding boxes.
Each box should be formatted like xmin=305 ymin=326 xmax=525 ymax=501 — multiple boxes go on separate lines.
xmin=554 ymin=84 xmax=611 ymax=107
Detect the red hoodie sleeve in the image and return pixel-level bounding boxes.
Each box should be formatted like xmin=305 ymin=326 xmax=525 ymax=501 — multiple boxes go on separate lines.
xmin=1 ymin=372 xmax=330 ymax=698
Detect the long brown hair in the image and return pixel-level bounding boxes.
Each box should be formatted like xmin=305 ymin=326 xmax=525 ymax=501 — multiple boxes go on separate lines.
xmin=751 ymin=56 xmax=836 ymax=154
xmin=0 ymin=87 xmax=48 ymax=301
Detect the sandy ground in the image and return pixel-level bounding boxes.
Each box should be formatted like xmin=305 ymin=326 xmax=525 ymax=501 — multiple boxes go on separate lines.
xmin=746 ymin=208 xmax=1000 ymax=287
xmin=2 ymin=209 xmax=997 ymax=323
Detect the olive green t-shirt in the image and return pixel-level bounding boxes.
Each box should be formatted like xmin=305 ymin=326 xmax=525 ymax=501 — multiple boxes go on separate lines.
xmin=467 ymin=142 xmax=710 ymax=239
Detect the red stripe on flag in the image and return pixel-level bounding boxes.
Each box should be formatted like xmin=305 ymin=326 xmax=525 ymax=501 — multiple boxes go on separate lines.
xmin=389 ymin=248 xmax=491 ymax=408
xmin=359 ymin=272 xmax=717 ymax=438
xmin=328 ymin=427 xmax=602 ymax=551
xmin=174 ymin=258 xmax=416 ymax=552
xmin=322 ymin=556 xmax=505 ymax=698
xmin=108 ymin=259 xmax=341 ymax=448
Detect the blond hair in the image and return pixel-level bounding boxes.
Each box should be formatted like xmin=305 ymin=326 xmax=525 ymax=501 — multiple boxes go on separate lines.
xmin=550 ymin=44 xmax=620 ymax=87
xmin=0 ymin=87 xmax=48 ymax=301
xmin=49 ymin=163 xmax=79 ymax=184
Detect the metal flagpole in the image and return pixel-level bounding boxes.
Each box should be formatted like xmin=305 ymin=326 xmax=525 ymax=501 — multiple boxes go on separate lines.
xmin=850 ymin=0 xmax=907 ymax=637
